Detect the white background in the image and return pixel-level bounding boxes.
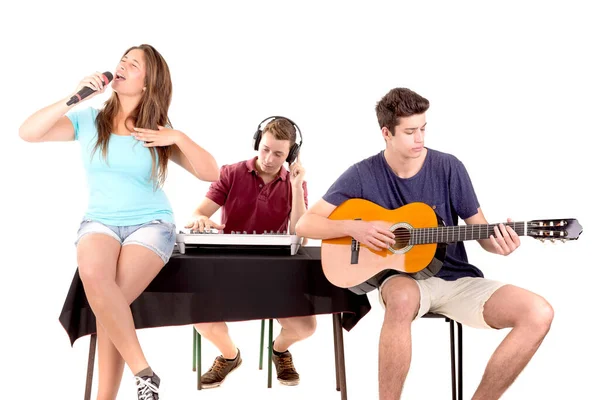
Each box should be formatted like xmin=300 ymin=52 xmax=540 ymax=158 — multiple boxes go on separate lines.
xmin=1 ymin=1 xmax=598 ymax=399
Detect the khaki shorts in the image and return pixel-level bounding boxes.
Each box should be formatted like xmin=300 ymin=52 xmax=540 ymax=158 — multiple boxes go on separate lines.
xmin=379 ymin=274 xmax=506 ymax=329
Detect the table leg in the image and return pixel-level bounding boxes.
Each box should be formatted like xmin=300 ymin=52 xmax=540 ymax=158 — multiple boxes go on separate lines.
xmin=84 ymin=334 xmax=96 ymax=400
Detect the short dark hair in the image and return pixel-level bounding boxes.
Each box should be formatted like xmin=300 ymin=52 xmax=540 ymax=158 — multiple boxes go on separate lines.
xmin=375 ymin=88 xmax=429 ymax=135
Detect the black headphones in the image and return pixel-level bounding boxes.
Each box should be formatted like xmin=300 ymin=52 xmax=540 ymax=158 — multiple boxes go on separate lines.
xmin=253 ymin=116 xmax=303 ymax=164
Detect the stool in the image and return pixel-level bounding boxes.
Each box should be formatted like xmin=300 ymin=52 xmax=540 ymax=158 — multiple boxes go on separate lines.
xmin=422 ymin=313 xmax=463 ymax=400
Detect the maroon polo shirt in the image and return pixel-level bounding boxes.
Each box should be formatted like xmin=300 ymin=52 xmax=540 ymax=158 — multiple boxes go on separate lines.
xmin=206 ymin=157 xmax=308 ymax=234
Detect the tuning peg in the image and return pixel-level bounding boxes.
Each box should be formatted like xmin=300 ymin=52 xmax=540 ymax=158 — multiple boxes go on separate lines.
xmin=550 ymin=239 xmax=555 ymax=243
xmin=561 ymin=239 xmax=566 ymax=243
xmin=539 ymin=238 xmax=545 ymax=243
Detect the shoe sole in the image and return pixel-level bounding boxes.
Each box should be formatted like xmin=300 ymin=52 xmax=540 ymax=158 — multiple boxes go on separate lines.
xmin=200 ymin=359 xmax=243 ymax=389
xmin=277 ymin=378 xmax=300 ymax=386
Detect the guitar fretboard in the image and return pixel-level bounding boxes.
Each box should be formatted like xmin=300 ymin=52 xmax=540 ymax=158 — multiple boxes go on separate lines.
xmin=407 ymin=222 xmax=527 ymax=245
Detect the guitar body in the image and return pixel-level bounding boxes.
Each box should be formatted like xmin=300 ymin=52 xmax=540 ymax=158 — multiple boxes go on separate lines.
xmin=322 ymin=200 xmax=447 ymax=294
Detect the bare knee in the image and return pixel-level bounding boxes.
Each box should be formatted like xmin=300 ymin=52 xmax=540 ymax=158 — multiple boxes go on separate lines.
xmin=195 ymin=322 xmax=226 ymax=337
xmin=295 ymin=316 xmax=317 ymax=339
xmin=280 ymin=315 xmax=317 ymax=339
xmin=78 ymin=262 xmax=114 ymax=294
xmin=524 ymin=297 xmax=554 ymax=334
xmin=382 ymin=278 xmax=420 ymax=322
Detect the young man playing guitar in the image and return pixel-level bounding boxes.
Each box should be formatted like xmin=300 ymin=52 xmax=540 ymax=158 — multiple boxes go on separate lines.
xmin=185 ymin=116 xmax=315 ymax=388
xmin=296 ymin=88 xmax=555 ymax=400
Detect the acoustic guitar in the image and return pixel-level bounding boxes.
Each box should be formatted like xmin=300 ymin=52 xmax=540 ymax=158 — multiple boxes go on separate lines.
xmin=322 ymin=199 xmax=582 ymax=294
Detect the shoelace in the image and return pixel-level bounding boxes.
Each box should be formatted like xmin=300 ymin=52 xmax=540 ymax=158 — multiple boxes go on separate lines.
xmin=278 ymin=356 xmax=296 ymax=371
xmin=135 ymin=376 xmax=159 ymax=400
xmin=209 ymin=359 xmax=228 ymax=376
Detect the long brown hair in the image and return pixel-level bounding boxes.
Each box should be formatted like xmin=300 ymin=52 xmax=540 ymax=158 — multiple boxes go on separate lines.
xmin=94 ymin=44 xmax=173 ymax=188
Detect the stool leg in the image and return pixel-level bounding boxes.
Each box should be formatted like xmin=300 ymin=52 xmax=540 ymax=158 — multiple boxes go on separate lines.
xmin=196 ymin=330 xmax=202 ymax=390
xmin=449 ymin=320 xmax=457 ymax=400
xmin=333 ymin=314 xmax=348 ymax=400
xmin=192 ymin=327 xmax=197 ymax=372
xmin=458 ymin=322 xmax=463 ymax=400
xmin=268 ymin=319 xmax=274 ymax=388
xmin=84 ymin=333 xmax=96 ymax=400
xmin=259 ymin=319 xmax=265 ymax=370
xmin=332 ymin=315 xmax=340 ymax=391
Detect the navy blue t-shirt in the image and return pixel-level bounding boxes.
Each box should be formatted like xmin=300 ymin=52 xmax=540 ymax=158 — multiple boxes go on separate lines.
xmin=323 ymin=148 xmax=483 ymax=281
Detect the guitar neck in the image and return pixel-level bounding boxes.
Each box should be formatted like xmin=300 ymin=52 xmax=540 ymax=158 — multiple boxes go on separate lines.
xmin=409 ymin=222 xmax=528 ymax=245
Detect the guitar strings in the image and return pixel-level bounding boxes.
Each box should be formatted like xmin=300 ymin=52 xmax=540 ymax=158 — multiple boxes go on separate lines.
xmin=391 ymin=223 xmax=527 ymax=240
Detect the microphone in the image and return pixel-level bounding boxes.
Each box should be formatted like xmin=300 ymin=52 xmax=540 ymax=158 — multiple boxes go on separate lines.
xmin=66 ymin=71 xmax=114 ymax=106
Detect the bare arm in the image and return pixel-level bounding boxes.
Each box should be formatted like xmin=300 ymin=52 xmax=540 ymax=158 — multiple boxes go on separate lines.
xmin=288 ymin=157 xmax=307 ymax=235
xmin=184 ymin=197 xmax=225 ymax=231
xmin=170 ymin=132 xmax=219 ymax=182
xmin=19 ymin=72 xmax=108 ymax=142
xmin=289 ymin=184 xmax=307 ymax=235
xmin=296 ymin=198 xmax=397 ymax=250
xmin=464 ymin=208 xmax=520 ymax=255
xmin=132 ymin=126 xmax=219 ymax=182
xmin=191 ymin=197 xmax=221 ymax=219
xmin=19 ymin=99 xmax=75 ymax=142
xmin=295 ymin=199 xmax=349 ymax=239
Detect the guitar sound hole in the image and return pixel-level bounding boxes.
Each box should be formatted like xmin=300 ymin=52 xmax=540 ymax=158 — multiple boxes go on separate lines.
xmin=392 ymin=227 xmax=410 ymax=250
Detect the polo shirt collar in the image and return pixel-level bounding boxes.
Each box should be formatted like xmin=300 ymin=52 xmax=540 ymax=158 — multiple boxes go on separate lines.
xmin=246 ymin=156 xmax=288 ymax=181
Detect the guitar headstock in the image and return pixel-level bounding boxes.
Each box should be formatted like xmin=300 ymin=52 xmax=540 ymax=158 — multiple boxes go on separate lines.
xmin=527 ymin=218 xmax=582 ymax=243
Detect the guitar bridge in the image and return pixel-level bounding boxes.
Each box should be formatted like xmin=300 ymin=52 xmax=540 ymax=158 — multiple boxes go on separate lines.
xmin=351 ymin=218 xmax=361 ymax=264
xmin=351 ymin=237 xmax=359 ymax=264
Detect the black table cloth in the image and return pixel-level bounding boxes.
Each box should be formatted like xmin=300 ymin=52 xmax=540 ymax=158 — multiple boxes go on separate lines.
xmin=59 ymin=246 xmax=372 ymax=345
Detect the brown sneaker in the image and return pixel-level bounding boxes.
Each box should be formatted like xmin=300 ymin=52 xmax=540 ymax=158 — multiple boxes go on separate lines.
xmin=272 ymin=349 xmax=300 ymax=386
xmin=200 ymin=350 xmax=242 ymax=388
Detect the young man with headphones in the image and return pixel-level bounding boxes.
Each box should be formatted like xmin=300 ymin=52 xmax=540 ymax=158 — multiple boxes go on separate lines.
xmin=184 ymin=116 xmax=316 ymax=388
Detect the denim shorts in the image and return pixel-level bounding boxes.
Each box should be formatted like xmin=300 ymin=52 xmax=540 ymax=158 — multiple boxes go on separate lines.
xmin=75 ymin=218 xmax=177 ymax=264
